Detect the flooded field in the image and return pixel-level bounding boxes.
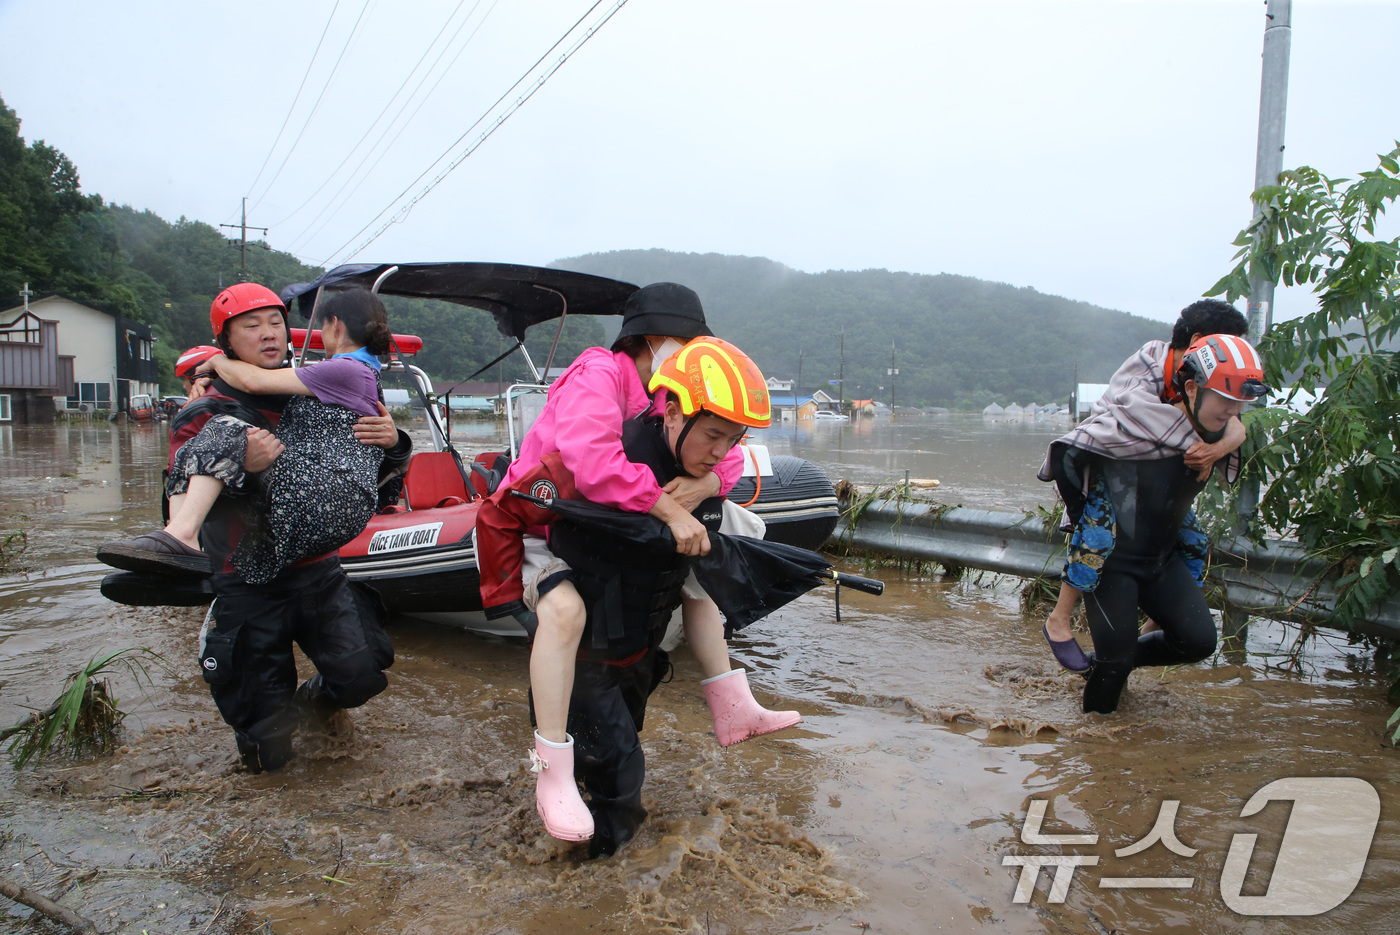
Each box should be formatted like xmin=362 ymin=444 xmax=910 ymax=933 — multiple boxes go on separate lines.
xmin=2 ymin=417 xmax=1398 ymax=934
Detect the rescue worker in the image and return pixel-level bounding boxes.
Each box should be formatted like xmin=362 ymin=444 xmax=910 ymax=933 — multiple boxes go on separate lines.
xmin=1039 ymin=334 xmax=1268 ymax=713
xmin=477 ymin=335 xmax=799 ymax=856
xmin=1040 ymin=299 xmax=1250 ymax=670
xmin=174 ymin=345 xmax=222 ymax=396
xmin=110 ymin=283 xmax=410 ymax=771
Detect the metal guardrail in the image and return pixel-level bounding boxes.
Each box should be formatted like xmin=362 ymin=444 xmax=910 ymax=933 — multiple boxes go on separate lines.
xmin=834 ymin=498 xmax=1400 ymax=641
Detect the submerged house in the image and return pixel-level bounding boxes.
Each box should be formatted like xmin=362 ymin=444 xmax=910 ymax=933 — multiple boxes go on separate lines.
xmin=0 ymin=292 xmax=158 ymax=420
xmin=0 ymin=304 xmax=72 ymax=423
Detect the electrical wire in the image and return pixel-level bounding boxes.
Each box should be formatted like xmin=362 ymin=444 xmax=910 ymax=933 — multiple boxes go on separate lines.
xmin=242 ymin=0 xmax=345 ymax=209
xmin=250 ymin=0 xmax=377 ymax=213
xmin=286 ymin=0 xmax=502 ymax=253
xmin=270 ymin=0 xmax=477 ymax=233
xmin=283 ymin=0 xmax=501 ymax=253
xmin=319 ymin=0 xmax=628 ymax=267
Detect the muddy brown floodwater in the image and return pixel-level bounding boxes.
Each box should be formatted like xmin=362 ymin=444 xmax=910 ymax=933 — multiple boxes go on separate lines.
xmin=2 ymin=418 xmax=1398 ymax=934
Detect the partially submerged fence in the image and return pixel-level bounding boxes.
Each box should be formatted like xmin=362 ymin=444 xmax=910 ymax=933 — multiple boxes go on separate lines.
xmin=833 ymin=497 xmax=1400 ymax=643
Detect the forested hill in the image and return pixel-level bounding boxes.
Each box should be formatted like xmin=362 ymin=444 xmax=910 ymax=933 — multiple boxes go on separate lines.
xmin=553 ymin=249 xmax=1167 ymax=409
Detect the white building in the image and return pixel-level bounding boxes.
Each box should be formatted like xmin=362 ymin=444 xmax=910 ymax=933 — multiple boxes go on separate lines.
xmin=1075 ymin=383 xmax=1110 ymax=418
xmin=0 ymin=294 xmax=159 ymax=413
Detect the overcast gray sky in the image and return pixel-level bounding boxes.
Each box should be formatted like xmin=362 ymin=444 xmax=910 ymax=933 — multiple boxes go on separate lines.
xmin=1 ymin=0 xmax=1395 ymax=326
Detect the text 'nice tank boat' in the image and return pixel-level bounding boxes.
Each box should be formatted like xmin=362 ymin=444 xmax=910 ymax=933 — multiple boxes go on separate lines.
xmin=99 ymin=262 xmax=842 ymax=634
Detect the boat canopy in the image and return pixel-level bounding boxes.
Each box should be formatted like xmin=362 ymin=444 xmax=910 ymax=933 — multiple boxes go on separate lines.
xmin=280 ymin=262 xmax=639 ymax=342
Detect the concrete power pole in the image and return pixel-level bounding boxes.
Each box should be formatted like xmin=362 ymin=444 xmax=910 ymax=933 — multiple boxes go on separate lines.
xmin=887 ymin=341 xmax=898 ymax=413
xmin=796 ymin=347 xmax=804 ymax=411
xmin=220 ymin=197 xmax=269 ymax=282
xmin=1226 ymin=0 xmax=1292 ymax=650
xmin=1235 ymin=0 xmax=1292 ymax=528
xmin=1246 ymin=0 xmax=1292 ymax=346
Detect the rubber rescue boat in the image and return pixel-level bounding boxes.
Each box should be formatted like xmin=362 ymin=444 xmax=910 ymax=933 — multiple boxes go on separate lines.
xmin=99 ymin=263 xmax=841 ymax=631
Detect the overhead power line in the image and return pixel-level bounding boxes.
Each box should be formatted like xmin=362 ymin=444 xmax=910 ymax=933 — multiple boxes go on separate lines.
xmin=272 ymin=0 xmax=477 ymax=233
xmin=319 ymin=0 xmax=629 ymax=267
xmin=281 ymin=0 xmax=501 ymax=252
xmin=286 ymin=0 xmax=503 ymax=253
xmin=243 ymin=0 xmax=345 ymax=207
xmin=250 ymin=0 xmax=377 ymax=213
xmin=286 ymin=0 xmax=502 ymax=253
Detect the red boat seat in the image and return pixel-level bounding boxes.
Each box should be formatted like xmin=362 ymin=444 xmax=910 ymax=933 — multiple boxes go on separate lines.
xmin=469 ymin=451 xmax=510 ymax=500
xmin=403 ymin=452 xmax=471 ymax=510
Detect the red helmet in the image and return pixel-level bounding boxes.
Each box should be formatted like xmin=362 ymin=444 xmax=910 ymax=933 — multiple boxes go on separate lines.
xmin=175 ymin=345 xmax=222 ymax=379
xmin=1176 ymin=334 xmax=1268 ymax=402
xmin=210 ymin=283 xmax=285 ymax=338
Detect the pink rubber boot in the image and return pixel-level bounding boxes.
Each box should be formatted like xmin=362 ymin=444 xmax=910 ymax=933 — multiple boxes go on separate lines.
xmin=702 ymin=669 xmax=801 ymax=747
xmin=531 ymin=732 xmax=594 ymax=841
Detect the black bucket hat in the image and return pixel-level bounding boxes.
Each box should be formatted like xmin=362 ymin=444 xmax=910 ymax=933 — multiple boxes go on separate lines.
xmin=611 ymin=282 xmax=712 ymax=349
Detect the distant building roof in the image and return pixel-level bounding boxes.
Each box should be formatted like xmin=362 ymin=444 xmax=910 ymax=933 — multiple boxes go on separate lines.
xmin=796 ymin=388 xmax=837 ymax=403
xmin=983 ymin=402 xmax=1005 ymax=414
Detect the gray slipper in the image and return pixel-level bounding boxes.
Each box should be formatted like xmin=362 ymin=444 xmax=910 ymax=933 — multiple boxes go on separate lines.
xmin=97 ymin=530 xmax=211 ymax=577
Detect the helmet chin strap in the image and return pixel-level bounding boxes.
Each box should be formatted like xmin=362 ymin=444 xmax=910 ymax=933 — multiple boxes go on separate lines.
xmin=673 ymin=412 xmax=701 ymax=472
xmin=1187 ymin=391 xmax=1225 ymax=444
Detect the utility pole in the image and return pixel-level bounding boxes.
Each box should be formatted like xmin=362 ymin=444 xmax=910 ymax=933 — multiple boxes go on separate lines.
xmin=1226 ymin=0 xmax=1292 ymax=652
xmin=1235 ymin=0 xmax=1291 ymax=529
xmin=796 ymin=347 xmax=804 ymax=405
xmin=887 ymin=341 xmax=898 ymax=413
xmin=838 ymin=330 xmax=845 ymax=413
xmin=1072 ymin=358 xmax=1079 ymax=423
xmin=1245 ymin=0 xmax=1292 ymax=348
xmin=220 ymin=197 xmax=269 ymax=282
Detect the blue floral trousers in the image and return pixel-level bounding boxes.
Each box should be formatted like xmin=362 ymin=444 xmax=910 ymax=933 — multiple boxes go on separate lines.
xmin=1062 ymin=469 xmax=1209 ymax=592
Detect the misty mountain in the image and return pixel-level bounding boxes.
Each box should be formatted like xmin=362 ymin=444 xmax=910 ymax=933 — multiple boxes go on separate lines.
xmin=553 ymin=249 xmax=1167 ymax=409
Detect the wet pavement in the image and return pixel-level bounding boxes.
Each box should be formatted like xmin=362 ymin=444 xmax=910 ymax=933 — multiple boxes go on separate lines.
xmin=1 ymin=417 xmax=1398 ymax=934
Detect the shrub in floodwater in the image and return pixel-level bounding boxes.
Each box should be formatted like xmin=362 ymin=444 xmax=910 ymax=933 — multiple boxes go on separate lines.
xmin=2 ymin=648 xmax=165 ymax=768
xmin=1019 ymin=575 xmax=1061 ymax=615
xmin=0 ymin=528 xmax=27 ymax=572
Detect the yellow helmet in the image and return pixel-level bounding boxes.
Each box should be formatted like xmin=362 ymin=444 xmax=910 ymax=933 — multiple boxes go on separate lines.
xmin=648 ymin=336 xmax=771 ymax=428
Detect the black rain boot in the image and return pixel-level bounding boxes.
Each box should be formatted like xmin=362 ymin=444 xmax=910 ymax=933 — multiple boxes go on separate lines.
xmin=234 ymin=728 xmax=295 ymax=774
xmin=292 ymin=674 xmax=338 ymax=729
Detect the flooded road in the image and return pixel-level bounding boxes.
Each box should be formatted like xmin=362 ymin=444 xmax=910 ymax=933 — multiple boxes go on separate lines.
xmin=2 ymin=417 xmax=1398 ymax=933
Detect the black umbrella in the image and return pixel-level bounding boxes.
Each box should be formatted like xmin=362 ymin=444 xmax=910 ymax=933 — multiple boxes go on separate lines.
xmin=513 ymin=493 xmax=883 ymax=631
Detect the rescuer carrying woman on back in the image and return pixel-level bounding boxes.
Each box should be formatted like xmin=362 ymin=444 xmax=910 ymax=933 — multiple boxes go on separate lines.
xmin=1038 ymin=332 xmax=1268 ymax=714
xmin=476 ymin=314 xmax=800 ymax=853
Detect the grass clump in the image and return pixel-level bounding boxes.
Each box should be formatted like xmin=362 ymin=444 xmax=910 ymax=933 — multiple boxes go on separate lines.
xmin=2 ymin=648 xmax=165 ymax=768
xmin=0 ymin=527 xmax=27 ymax=572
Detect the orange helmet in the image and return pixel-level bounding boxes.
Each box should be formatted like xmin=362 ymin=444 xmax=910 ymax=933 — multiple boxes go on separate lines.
xmin=1176 ymin=334 xmax=1268 ymax=402
xmin=648 ymin=336 xmax=771 ymax=428
xmin=175 ymin=345 xmax=222 ymax=379
xmin=210 ymin=282 xmax=285 ymax=338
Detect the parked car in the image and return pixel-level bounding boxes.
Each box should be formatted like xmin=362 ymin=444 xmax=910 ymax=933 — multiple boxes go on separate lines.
xmin=159 ymin=396 xmax=188 ymax=420
xmin=811 ymin=410 xmax=850 ymax=422
xmin=126 ymin=394 xmax=158 ymax=423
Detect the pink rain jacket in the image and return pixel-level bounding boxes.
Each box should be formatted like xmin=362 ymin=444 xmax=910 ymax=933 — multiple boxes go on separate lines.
xmin=500 ymin=347 xmax=745 ymax=515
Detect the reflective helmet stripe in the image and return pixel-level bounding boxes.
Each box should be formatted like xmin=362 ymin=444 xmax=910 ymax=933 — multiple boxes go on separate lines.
xmin=1219 ymin=334 xmax=1247 ymax=368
